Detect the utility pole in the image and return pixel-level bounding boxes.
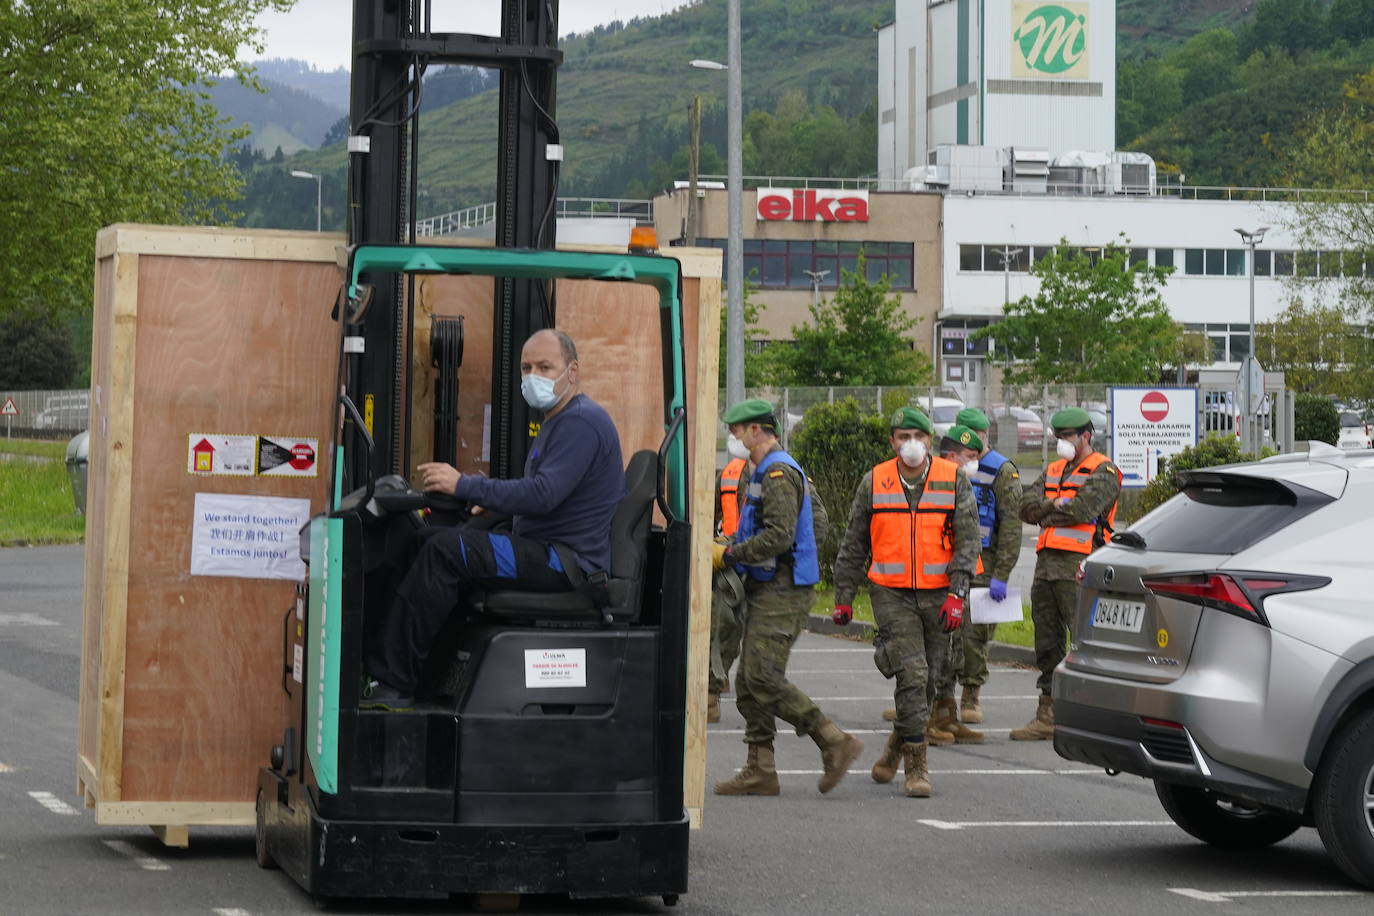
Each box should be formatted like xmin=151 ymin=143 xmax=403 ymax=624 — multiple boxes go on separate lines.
xmin=1235 ymin=227 xmax=1269 ymax=453
xmin=687 ymin=95 xmax=701 ymax=246
xmin=802 ymin=268 xmax=830 ymax=309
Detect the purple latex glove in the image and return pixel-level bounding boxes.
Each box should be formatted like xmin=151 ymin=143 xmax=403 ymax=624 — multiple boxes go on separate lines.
xmin=989 ymin=579 xmax=1008 ymax=602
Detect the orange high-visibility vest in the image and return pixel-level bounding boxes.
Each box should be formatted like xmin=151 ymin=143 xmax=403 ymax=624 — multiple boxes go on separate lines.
xmin=868 ymin=456 xmax=960 ymax=590
xmin=719 ymin=457 xmax=747 ymax=537
xmin=1036 ymin=451 xmax=1122 ymax=554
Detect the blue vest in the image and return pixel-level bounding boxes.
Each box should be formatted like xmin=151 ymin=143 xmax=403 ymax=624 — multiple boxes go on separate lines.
xmin=733 ymin=449 xmax=821 ymax=586
xmin=968 ymin=450 xmax=1010 ymax=550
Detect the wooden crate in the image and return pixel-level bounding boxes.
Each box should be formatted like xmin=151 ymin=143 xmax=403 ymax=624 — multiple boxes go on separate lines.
xmin=78 ymin=225 xmax=721 ymax=842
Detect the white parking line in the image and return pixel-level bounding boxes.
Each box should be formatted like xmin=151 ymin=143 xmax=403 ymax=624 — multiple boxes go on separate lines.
xmin=1169 ymin=888 xmax=1367 ymax=903
xmin=919 ymin=819 xmax=1171 ymax=830
xmin=0 ymin=762 xmax=14 ymax=773
xmin=720 ymin=695 xmax=1038 ymax=702
xmin=102 ymin=839 xmax=171 ymax=871
xmin=777 ymin=768 xmax=1107 ymax=776
xmin=28 ymin=791 xmax=79 ymax=816
xmin=711 ymin=727 xmax=1014 ymax=735
xmin=212 ymin=908 xmax=255 ymax=915
xmin=0 ymin=613 xmax=59 ymax=626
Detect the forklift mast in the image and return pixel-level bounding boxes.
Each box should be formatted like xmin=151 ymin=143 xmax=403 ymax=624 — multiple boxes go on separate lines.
xmin=345 ymin=0 xmax=561 ymax=485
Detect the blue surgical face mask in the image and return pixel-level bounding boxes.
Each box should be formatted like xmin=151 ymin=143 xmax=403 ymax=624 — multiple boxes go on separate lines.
xmin=520 ymin=364 xmax=570 ymax=410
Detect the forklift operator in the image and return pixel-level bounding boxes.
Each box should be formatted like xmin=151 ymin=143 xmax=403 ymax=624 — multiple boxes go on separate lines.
xmin=362 ymin=328 xmax=626 ymax=710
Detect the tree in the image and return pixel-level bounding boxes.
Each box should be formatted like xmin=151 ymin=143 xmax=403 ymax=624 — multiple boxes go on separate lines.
xmin=0 ymin=305 xmax=78 ymax=389
xmin=1294 ymin=393 xmax=1340 ymax=444
xmin=717 ymin=280 xmax=771 ymax=389
xmin=760 ymin=257 xmax=931 ymax=386
xmin=1254 ymin=300 xmax=1374 ymax=404
xmin=1239 ymin=0 xmax=1327 ymax=58
xmin=0 ymin=0 xmax=292 ymax=321
xmin=975 ymin=237 xmax=1192 ymax=385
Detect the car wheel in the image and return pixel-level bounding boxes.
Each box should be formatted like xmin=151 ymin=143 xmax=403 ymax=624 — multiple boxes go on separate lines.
xmin=1154 ymin=780 xmax=1301 ymax=848
xmin=1314 ymin=708 xmax=1374 ymax=890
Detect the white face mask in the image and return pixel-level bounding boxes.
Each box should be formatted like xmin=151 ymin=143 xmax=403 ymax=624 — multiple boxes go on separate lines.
xmin=726 ymin=434 xmax=751 ymax=461
xmin=898 ymin=439 xmax=928 ymax=468
xmin=962 ymin=459 xmax=979 ymax=476
xmin=1056 ymin=437 xmax=1078 ymax=462
xmin=520 ymin=364 xmax=570 ymax=410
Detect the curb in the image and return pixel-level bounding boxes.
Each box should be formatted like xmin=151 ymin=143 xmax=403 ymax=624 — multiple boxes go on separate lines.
xmin=805 ymin=613 xmax=1036 ymax=666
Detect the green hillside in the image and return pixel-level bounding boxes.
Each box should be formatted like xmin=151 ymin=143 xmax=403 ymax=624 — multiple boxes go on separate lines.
xmin=240 ymin=0 xmax=1367 ymax=229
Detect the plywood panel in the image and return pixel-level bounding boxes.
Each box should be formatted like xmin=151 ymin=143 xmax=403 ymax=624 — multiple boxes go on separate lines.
xmin=117 ymin=255 xmax=338 ymax=801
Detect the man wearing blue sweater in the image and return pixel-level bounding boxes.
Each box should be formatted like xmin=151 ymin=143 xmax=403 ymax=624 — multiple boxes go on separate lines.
xmin=363 ymin=329 xmax=625 ymax=710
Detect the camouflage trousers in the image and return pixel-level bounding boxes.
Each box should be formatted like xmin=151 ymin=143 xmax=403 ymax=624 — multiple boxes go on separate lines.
xmin=736 ymin=574 xmax=823 ymax=744
xmin=870 ymin=585 xmax=949 ymax=743
xmin=709 ymin=569 xmax=746 ymax=695
xmin=932 ymin=616 xmax=995 ymax=699
xmin=1030 ymin=578 xmax=1079 ymax=695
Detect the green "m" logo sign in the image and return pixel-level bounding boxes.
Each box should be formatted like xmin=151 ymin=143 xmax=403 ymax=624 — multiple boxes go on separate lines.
xmin=1014 ymin=3 xmax=1088 ymax=76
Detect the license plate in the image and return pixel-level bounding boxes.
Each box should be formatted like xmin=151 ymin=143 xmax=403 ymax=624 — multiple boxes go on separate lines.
xmin=1091 ymin=597 xmax=1146 ymax=633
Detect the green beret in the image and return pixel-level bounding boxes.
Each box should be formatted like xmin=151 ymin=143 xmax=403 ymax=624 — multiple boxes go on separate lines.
xmin=723 ymin=398 xmax=776 ymax=425
xmin=889 ymin=406 xmax=933 ymax=434
xmin=946 ymin=425 xmax=984 ymax=452
xmin=955 ymin=408 xmax=990 ymax=432
xmin=1051 ymin=407 xmax=1093 ymax=432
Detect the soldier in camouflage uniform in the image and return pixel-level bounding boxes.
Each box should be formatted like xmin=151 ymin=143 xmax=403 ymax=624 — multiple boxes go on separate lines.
xmin=832 ymin=407 xmax=980 ymax=796
xmin=925 ymin=425 xmax=991 ymax=745
xmin=712 ymin=399 xmax=862 ymax=796
xmin=1012 ymin=407 xmax=1121 ymax=741
xmin=708 ymin=450 xmax=750 ymax=724
xmin=954 ymin=407 xmax=1023 ymax=725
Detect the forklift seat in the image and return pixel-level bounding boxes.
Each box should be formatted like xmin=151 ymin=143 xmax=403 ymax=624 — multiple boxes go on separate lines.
xmin=475 ymin=449 xmax=657 ymax=623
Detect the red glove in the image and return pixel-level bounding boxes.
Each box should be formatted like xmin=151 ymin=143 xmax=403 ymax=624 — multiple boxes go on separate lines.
xmin=832 ymin=604 xmax=853 ymax=626
xmin=938 ymin=594 xmax=964 ymax=633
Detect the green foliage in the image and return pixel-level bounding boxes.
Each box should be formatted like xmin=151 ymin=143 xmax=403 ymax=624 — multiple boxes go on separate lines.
xmin=0 ymin=457 xmax=85 ymax=546
xmin=1255 ymin=300 xmax=1374 ymax=405
xmin=1295 ymin=394 xmax=1341 ymax=444
xmin=0 ymin=0 xmax=292 ymax=319
xmin=760 ymin=257 xmax=931 ymax=386
xmin=717 ymin=281 xmax=772 ymax=388
xmin=0 ymin=306 xmax=77 ymax=389
xmin=976 ymin=238 xmax=1192 ymax=385
xmin=1132 ymin=436 xmax=1263 ymax=519
xmin=789 ymin=398 xmax=891 ymax=584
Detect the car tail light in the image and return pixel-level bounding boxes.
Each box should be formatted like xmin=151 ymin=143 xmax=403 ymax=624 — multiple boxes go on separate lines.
xmin=1140 ymin=571 xmax=1331 ymax=627
xmin=1075 ymin=559 xmax=1086 ymax=583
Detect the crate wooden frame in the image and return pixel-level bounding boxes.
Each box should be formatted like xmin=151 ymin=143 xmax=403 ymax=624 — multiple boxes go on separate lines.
xmin=78 ymin=225 xmax=721 ymax=843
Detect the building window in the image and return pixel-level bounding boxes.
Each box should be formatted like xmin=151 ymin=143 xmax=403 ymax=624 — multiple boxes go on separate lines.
xmin=1273 ymin=250 xmax=1294 ymax=275
xmin=959 ymin=244 xmax=983 ymax=271
xmin=1254 ymin=250 xmax=1271 ymax=276
xmin=700 ymin=239 xmax=914 ymax=290
xmin=1225 ymin=249 xmax=1246 ymax=276
xmin=1155 ymin=248 xmax=1175 ymax=269
xmin=1185 ymin=249 xmax=1204 ymax=275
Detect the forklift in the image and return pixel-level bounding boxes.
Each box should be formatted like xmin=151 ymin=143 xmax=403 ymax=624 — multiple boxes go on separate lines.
xmin=254 ymin=0 xmax=693 ymax=904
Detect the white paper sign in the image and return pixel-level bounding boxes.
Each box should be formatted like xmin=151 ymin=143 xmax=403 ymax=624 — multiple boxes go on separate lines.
xmin=1110 ymin=387 xmax=1199 ymax=489
xmin=969 ymin=587 xmax=1025 ymax=624
xmin=524 ymin=648 xmax=587 ymax=689
xmin=190 ymin=493 xmax=310 ymax=580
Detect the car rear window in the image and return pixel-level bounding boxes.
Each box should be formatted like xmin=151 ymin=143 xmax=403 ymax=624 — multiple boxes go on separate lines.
xmin=1339 ymin=411 xmax=1362 ymax=427
xmin=1126 ymin=472 xmax=1334 ymax=554
xmin=931 ymin=406 xmax=961 ymax=422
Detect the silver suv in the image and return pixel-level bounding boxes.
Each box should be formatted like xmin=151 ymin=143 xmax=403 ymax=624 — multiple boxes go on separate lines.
xmin=1054 ymin=444 xmax=1374 ymax=889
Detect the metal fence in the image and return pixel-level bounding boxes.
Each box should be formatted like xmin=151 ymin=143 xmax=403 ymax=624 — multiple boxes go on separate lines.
xmin=724 ymin=382 xmax=1294 ymax=480
xmin=0 ymin=389 xmax=89 ymax=438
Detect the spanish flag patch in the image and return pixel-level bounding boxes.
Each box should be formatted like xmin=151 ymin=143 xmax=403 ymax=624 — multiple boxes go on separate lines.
xmin=768 ymin=469 xmax=786 ymax=478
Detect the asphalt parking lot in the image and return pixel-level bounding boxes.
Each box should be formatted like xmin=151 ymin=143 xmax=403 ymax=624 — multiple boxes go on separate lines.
xmin=1 ymin=545 xmax=1370 ymax=914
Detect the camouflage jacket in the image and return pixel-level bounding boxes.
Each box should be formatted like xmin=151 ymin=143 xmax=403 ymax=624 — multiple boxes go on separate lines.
xmin=1019 ymin=458 xmax=1121 ymax=582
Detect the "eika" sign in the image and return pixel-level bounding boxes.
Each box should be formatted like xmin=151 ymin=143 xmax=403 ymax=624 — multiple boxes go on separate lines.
xmin=755 ymin=188 xmax=869 ymax=223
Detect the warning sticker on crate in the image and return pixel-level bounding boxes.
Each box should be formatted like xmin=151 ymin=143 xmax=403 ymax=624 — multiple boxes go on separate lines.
xmin=189 ymin=492 xmax=310 ymax=580
xmin=188 ymin=434 xmax=255 ymax=476
xmin=524 ymin=648 xmax=587 ymax=689
xmin=257 ymin=436 xmax=318 ymax=477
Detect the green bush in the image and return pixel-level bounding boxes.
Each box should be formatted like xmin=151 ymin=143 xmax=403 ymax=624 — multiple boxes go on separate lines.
xmin=789 ymin=398 xmax=891 ymax=584
xmin=1294 ymin=393 xmax=1339 ymax=445
xmin=1129 ymin=435 xmax=1262 ymax=520
xmin=0 ymin=305 xmax=77 ymax=389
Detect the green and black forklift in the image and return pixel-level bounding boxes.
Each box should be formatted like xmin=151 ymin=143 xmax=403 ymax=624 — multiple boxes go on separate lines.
xmin=254 ymin=0 xmax=693 ymax=904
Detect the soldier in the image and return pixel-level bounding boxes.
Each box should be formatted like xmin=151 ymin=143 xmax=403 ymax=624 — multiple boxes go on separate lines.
xmin=925 ymin=425 xmax=989 ymax=745
xmin=712 ymin=399 xmax=863 ymax=796
xmin=831 ymin=407 xmax=980 ymax=796
xmin=953 ymin=407 xmax=1023 ymax=725
xmin=1011 ymin=407 xmax=1121 ymax=741
xmin=707 ymin=439 xmax=750 ymax=724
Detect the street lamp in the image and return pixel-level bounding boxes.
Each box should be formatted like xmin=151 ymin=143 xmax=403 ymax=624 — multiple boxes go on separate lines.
xmin=802 ymin=268 xmax=830 ymax=308
xmin=691 ymin=3 xmax=743 ymax=407
xmin=994 ymin=246 xmax=1023 ymax=308
xmin=1235 ymin=226 xmax=1270 ymax=452
xmin=291 ymin=170 xmax=322 ymax=232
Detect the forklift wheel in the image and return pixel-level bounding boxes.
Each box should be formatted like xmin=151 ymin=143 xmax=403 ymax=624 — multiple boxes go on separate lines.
xmin=254 ymin=789 xmax=277 ymax=870
xmin=663 ymin=894 xmax=680 ymax=907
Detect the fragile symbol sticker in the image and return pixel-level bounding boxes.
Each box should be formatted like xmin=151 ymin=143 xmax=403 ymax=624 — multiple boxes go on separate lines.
xmin=524 ymin=648 xmax=587 ymax=689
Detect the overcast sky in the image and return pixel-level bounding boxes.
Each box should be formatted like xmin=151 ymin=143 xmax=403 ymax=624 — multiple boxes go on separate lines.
xmin=252 ymin=0 xmax=691 ymax=71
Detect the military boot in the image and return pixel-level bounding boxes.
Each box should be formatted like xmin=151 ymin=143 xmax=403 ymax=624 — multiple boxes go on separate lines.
xmin=959 ymin=685 xmax=983 ymax=724
xmin=707 ymin=692 xmax=721 ymax=724
xmin=926 ymin=715 xmax=955 ymax=746
xmin=1009 ymin=695 xmax=1055 ymax=741
xmin=870 ymin=730 xmax=902 ymax=784
xmin=882 ymin=707 xmax=897 ymax=722
xmin=713 ymin=741 xmax=780 ymax=796
xmin=900 ymin=741 xmax=932 ymax=798
xmin=931 ymin=696 xmax=985 ymax=744
xmin=809 ymin=718 xmax=864 ymax=794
